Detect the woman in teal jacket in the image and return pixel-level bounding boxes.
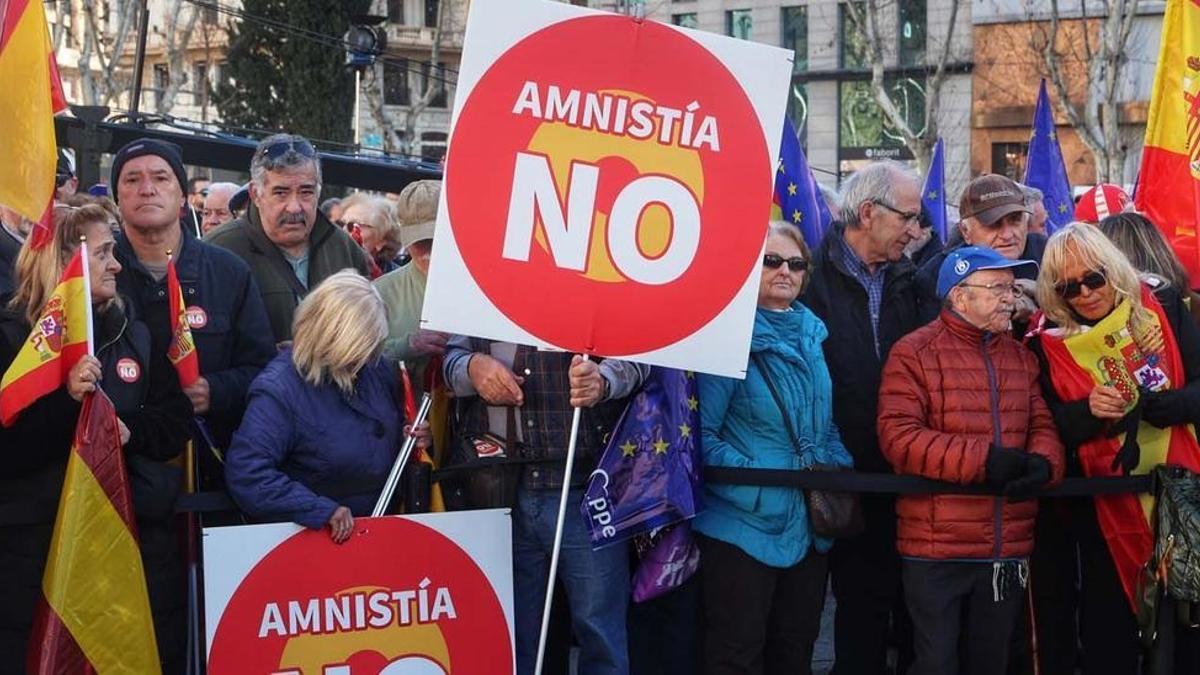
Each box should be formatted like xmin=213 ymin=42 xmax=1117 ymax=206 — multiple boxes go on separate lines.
xmin=695 ymin=221 xmax=853 ymax=675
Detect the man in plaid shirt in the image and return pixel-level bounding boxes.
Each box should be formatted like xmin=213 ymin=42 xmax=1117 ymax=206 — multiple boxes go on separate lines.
xmin=444 ymin=336 xmax=647 ymax=675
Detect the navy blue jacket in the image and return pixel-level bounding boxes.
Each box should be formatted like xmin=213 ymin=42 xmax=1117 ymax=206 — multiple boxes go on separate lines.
xmin=801 ymin=225 xmax=923 ymax=474
xmin=224 ymin=352 xmax=403 ymax=529
xmin=116 ymin=225 xmax=275 ymax=449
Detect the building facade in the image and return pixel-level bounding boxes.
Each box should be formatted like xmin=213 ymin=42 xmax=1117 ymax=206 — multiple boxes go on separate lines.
xmin=971 ymin=0 xmax=1163 ymax=189
xmin=592 ymin=0 xmax=975 ymax=199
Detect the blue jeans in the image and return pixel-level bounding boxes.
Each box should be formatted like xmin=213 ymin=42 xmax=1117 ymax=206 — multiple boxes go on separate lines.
xmin=513 ymin=488 xmax=630 ymax=675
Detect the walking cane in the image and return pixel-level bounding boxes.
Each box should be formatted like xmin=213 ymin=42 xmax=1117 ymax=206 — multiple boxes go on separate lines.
xmin=373 ymin=393 xmax=434 ymax=517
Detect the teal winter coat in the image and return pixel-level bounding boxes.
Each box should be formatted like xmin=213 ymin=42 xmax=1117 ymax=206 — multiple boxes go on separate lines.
xmin=692 ymin=301 xmax=853 ymax=567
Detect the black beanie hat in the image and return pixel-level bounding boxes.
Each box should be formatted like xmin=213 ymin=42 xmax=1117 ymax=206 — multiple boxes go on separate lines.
xmin=110 ymin=139 xmax=188 ymax=202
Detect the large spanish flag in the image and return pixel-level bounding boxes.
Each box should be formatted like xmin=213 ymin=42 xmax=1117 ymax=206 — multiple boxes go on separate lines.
xmin=28 ymin=388 xmax=160 ymax=674
xmin=0 ymin=247 xmax=89 ymax=426
xmin=1135 ymin=0 xmax=1200 ymax=286
xmin=166 ymin=256 xmax=199 ymax=388
xmin=0 ymin=0 xmax=68 ymax=248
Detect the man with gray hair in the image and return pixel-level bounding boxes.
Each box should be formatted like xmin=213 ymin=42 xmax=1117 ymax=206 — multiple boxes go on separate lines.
xmin=1023 ymin=184 xmax=1048 ymax=236
xmin=801 ymin=159 xmax=925 ymax=675
xmin=201 ymin=181 xmax=241 ymax=236
xmin=206 ymin=133 xmax=370 ymax=343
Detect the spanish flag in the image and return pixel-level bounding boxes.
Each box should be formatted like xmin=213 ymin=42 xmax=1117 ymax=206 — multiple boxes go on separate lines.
xmin=1134 ymin=0 xmax=1200 ymax=286
xmin=0 ymin=247 xmax=89 ymax=426
xmin=28 ymin=388 xmax=160 ymax=674
xmin=0 ymin=0 xmax=69 ymax=248
xmin=166 ymin=255 xmax=199 ymax=388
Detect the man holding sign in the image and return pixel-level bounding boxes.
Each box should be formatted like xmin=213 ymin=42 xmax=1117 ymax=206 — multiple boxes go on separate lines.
xmin=424 ymin=1 xmax=794 ymax=673
xmin=444 ymin=341 xmax=646 ymax=674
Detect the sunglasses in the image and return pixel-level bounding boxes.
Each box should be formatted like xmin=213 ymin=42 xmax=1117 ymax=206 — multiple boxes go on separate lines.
xmin=763 ymin=254 xmax=808 ymax=272
xmin=1054 ymin=269 xmax=1107 ymax=300
xmin=256 ymin=136 xmax=317 ymax=162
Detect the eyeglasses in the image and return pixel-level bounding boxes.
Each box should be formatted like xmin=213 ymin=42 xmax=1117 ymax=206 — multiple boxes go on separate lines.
xmin=763 ymin=254 xmax=808 ymax=272
xmin=872 ymin=200 xmax=922 ymax=226
xmin=959 ymin=281 xmax=1019 ymax=297
xmin=256 ymin=136 xmax=317 ymax=162
xmin=1055 ymin=269 xmax=1108 ymax=300
xmin=342 ymin=220 xmax=372 ymax=230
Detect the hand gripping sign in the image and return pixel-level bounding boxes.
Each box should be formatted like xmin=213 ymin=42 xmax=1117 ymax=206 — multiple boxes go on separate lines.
xmin=423 ymin=0 xmax=793 ymax=377
xmin=204 ymin=512 xmax=514 ymax=674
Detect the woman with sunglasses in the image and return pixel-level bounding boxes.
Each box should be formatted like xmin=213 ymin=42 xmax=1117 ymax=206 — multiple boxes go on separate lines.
xmin=694 ymin=221 xmax=852 ymax=675
xmin=1027 ymin=221 xmax=1200 ymax=672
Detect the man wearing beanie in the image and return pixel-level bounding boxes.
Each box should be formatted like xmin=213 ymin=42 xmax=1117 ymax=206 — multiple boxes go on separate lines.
xmin=111 ymin=139 xmax=275 ymax=601
xmin=205 ymin=133 xmax=370 ymax=342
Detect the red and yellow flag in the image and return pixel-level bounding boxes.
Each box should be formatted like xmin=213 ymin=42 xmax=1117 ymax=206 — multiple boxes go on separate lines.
xmin=0 ymin=248 xmax=89 ymax=426
xmin=28 ymin=388 xmax=160 ymax=674
xmin=0 ymin=0 xmax=69 ymax=248
xmin=1135 ymin=0 xmax=1200 ymax=286
xmin=166 ymin=256 xmax=199 ymax=387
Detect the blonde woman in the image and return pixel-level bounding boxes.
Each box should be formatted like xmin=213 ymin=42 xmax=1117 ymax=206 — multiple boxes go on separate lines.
xmin=1027 ymin=222 xmax=1200 ymax=672
xmin=226 ymin=270 xmax=429 ymax=542
xmin=340 ymin=193 xmax=404 ymax=277
xmin=0 ymin=204 xmax=192 ymax=670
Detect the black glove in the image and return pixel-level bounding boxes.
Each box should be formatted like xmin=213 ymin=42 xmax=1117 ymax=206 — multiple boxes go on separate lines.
xmin=1006 ymin=455 xmax=1052 ymax=501
xmin=985 ymin=446 xmax=1026 ymax=489
xmin=1141 ymin=390 xmax=1178 ymax=429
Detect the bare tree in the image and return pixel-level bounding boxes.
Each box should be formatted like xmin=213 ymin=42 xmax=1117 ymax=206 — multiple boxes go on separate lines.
xmin=842 ymin=0 xmax=964 ymax=171
xmin=76 ymin=0 xmax=139 ymax=108
xmin=1035 ymin=0 xmax=1140 ymax=183
xmin=153 ymin=0 xmax=201 ymax=114
xmin=363 ymin=0 xmax=450 ymax=157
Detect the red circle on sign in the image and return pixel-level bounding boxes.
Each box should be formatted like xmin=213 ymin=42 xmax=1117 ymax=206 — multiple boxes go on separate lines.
xmin=116 ymin=357 xmax=140 ymax=383
xmin=446 ymin=16 xmax=769 ymax=355
xmin=207 ymin=517 xmax=512 ymax=674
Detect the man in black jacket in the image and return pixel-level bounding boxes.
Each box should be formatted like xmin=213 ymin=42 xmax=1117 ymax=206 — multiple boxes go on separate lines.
xmin=914 ymin=174 xmax=1045 ymax=328
xmin=802 ymin=159 xmax=924 ymax=675
xmin=111 ymin=139 xmax=275 ymax=469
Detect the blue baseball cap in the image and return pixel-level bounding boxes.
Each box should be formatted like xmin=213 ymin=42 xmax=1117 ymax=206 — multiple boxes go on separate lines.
xmin=937 ymin=246 xmax=1038 ymax=299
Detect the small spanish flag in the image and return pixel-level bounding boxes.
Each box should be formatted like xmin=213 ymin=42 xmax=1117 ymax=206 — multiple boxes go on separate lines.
xmin=166 ymin=254 xmax=199 ymax=388
xmin=0 ymin=0 xmax=69 ymax=248
xmin=0 ymin=247 xmax=89 ymax=426
xmin=29 ymin=387 xmax=160 ymax=674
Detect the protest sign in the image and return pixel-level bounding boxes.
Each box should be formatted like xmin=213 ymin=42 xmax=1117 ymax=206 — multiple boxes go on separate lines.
xmin=204 ymin=511 xmax=514 ymax=675
xmin=423 ymin=0 xmax=793 ymax=377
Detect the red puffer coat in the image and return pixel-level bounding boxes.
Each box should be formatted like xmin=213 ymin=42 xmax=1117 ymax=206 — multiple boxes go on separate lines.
xmin=877 ymin=310 xmax=1064 ymax=559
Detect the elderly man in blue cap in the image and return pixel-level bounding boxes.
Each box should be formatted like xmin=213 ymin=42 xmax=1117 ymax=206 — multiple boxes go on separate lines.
xmin=877 ymin=246 xmax=1064 ymax=675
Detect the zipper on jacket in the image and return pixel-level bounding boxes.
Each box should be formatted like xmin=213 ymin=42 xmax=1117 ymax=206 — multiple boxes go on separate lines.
xmin=980 ymin=335 xmax=1004 ymax=564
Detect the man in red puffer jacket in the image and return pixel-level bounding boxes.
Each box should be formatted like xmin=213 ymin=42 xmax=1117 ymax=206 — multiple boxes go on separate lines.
xmin=878 ymin=245 xmax=1064 ymax=675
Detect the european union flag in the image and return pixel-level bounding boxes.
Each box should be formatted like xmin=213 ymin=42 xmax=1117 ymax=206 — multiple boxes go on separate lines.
xmin=922 ymin=137 xmax=948 ymax=242
xmin=581 ymin=367 xmax=702 ymax=548
xmin=773 ymin=117 xmax=830 ymax=248
xmin=1024 ymin=79 xmax=1074 ymax=234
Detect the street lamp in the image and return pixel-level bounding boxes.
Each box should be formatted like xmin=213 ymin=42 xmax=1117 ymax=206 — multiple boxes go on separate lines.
xmin=345 ymin=15 xmax=388 ymax=147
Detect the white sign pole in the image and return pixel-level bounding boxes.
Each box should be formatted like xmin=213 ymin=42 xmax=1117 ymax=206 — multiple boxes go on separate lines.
xmin=533 ymin=355 xmax=588 ymax=675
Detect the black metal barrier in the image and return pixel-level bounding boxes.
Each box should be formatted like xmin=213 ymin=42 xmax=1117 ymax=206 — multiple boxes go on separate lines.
xmin=174 ymin=463 xmax=1153 ymax=515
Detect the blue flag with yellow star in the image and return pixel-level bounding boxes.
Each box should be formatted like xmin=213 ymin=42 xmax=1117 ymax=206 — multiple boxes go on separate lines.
xmin=772 ymin=117 xmax=829 ymax=248
xmin=1023 ymin=79 xmax=1074 ymax=234
xmin=922 ymin=137 xmax=948 ymax=242
xmin=581 ymin=367 xmax=702 ymax=548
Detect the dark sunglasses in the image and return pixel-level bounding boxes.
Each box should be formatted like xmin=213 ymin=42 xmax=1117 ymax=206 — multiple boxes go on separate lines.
xmin=763 ymin=254 xmax=808 ymax=272
xmin=1054 ymin=269 xmax=1107 ymax=300
xmin=257 ymin=136 xmax=317 ymax=162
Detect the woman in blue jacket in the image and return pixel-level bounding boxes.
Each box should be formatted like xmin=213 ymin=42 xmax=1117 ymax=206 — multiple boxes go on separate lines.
xmin=226 ymin=270 xmax=428 ymax=543
xmin=694 ymin=221 xmax=853 ymax=675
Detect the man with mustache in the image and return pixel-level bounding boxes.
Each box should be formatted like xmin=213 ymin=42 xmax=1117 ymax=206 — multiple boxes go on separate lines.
xmin=877 ymin=246 xmax=1063 ymax=675
xmin=206 ymin=133 xmax=370 ymax=343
